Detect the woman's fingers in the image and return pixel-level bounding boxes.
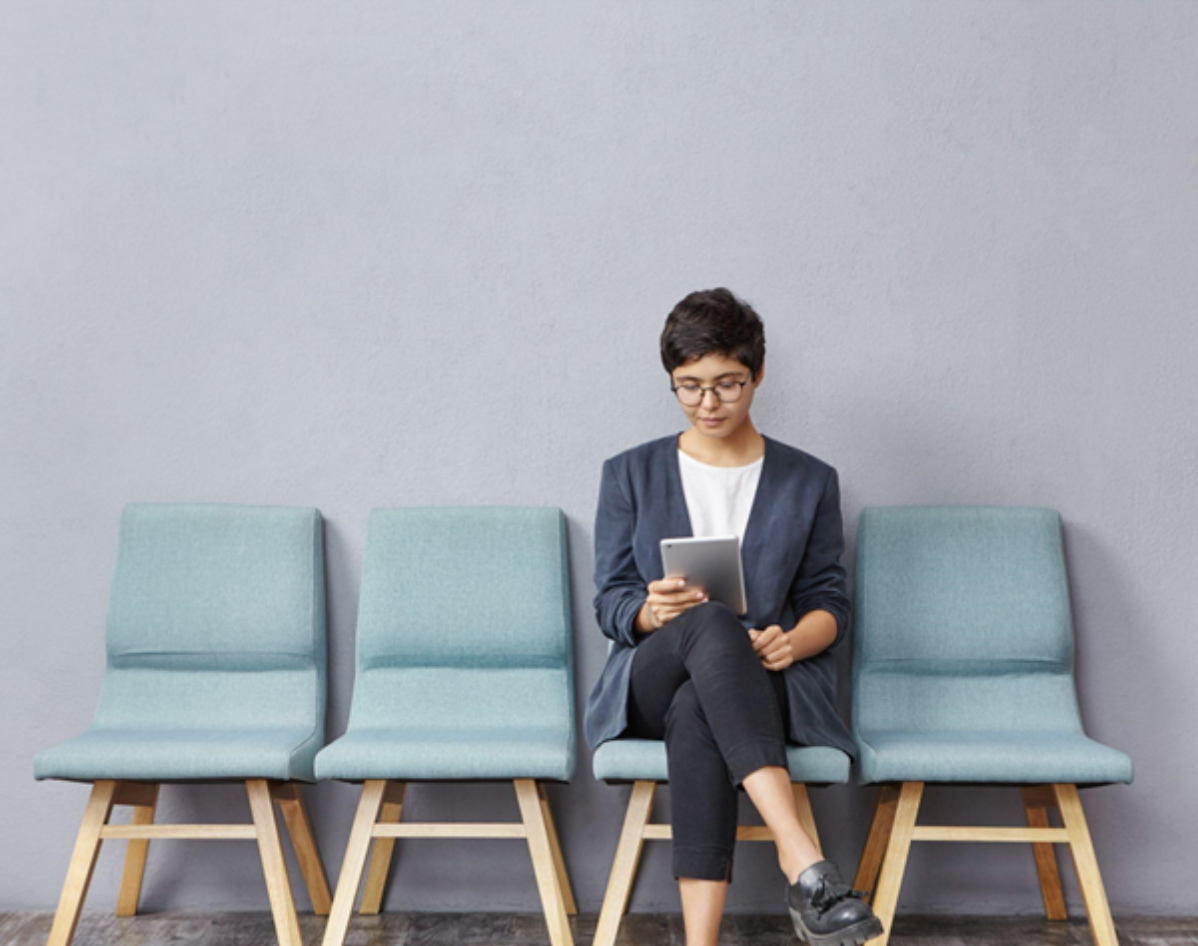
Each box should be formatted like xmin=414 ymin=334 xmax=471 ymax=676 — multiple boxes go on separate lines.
xmin=645 ymin=580 xmax=708 ymax=627
xmin=647 ymin=581 xmax=706 ymax=615
xmin=649 ymin=579 xmax=705 ymax=603
xmin=751 ymin=624 xmax=782 ymax=653
xmin=763 ymin=649 xmax=794 ymax=670
xmin=648 ymin=577 xmax=695 ymax=595
xmin=756 ymin=626 xmax=795 ymax=670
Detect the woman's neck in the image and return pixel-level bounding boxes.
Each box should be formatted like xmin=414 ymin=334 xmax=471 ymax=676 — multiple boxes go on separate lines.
xmin=678 ymin=421 xmax=765 ymax=467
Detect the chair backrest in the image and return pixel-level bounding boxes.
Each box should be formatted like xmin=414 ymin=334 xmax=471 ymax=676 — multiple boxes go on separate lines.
xmin=853 ymin=506 xmax=1084 ymax=736
xmin=346 ymin=506 xmax=574 ymax=745
xmin=93 ymin=504 xmax=326 ymax=739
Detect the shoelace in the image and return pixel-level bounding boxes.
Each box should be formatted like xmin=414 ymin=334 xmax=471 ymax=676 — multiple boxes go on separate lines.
xmin=810 ymin=878 xmax=869 ymax=915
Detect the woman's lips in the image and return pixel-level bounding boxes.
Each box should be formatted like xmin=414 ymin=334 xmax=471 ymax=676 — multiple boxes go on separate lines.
xmin=700 ymin=417 xmax=726 ymax=427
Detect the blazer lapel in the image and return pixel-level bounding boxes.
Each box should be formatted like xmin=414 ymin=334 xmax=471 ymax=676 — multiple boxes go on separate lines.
xmin=739 ymin=436 xmax=776 ymax=622
xmin=664 ymin=434 xmax=694 ymax=539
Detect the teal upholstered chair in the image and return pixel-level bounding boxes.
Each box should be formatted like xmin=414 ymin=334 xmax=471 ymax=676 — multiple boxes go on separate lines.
xmin=35 ymin=504 xmax=331 ymax=946
xmin=591 ymin=734 xmax=850 ymax=946
xmin=851 ymin=506 xmax=1132 ymax=946
xmin=315 ymin=507 xmax=577 ymax=946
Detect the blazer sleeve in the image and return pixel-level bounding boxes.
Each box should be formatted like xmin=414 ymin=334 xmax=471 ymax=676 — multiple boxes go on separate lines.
xmin=592 ymin=457 xmax=647 ymax=648
xmin=788 ymin=466 xmax=852 ymax=645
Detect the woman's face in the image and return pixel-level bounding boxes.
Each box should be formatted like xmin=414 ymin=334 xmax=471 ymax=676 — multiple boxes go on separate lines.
xmin=670 ymin=352 xmax=761 ymax=441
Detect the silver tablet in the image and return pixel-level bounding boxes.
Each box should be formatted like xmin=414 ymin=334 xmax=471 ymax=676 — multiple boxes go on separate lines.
xmin=660 ymin=535 xmax=747 ymax=616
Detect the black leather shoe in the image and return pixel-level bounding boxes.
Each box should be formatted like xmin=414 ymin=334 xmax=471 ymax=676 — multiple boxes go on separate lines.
xmin=787 ymin=860 xmax=884 ymax=946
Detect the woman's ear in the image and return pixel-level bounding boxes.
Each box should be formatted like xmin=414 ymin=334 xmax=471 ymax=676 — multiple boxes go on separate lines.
xmin=754 ymin=365 xmax=765 ymax=387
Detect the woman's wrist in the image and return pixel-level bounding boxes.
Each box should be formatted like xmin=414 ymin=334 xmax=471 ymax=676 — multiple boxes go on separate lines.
xmin=787 ymin=610 xmax=838 ymax=661
xmin=635 ymin=599 xmax=660 ymax=633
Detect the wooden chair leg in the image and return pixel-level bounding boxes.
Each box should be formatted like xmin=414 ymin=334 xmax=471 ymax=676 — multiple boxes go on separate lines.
xmin=1055 ymin=784 xmax=1119 ymax=946
xmin=115 ymin=783 xmax=159 ymax=917
xmin=538 ymin=783 xmax=578 ymax=915
xmin=592 ymin=781 xmax=656 ymax=946
xmin=1022 ymin=786 xmax=1068 ymax=921
xmin=272 ymin=783 xmax=333 ymax=915
xmin=359 ymin=783 xmax=406 ymax=916
xmin=854 ymin=784 xmax=901 ymax=901
xmin=515 ymin=779 xmax=573 ymax=946
xmin=322 ymin=780 xmax=388 ymax=946
xmin=247 ymin=780 xmax=303 ymax=946
xmin=791 ymin=784 xmax=824 ymax=857
xmin=868 ymin=781 xmax=923 ymax=946
xmin=48 ymin=780 xmax=118 ymax=946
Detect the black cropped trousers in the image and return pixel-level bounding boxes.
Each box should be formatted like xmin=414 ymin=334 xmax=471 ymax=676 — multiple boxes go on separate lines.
xmin=626 ymin=601 xmax=791 ymax=881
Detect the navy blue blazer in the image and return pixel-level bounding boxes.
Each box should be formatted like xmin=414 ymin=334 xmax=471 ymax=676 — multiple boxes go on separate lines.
xmin=583 ymin=433 xmax=856 ymax=758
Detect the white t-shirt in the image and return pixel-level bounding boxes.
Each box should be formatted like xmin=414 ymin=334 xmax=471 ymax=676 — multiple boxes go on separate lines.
xmin=677 ymin=449 xmax=764 ymax=541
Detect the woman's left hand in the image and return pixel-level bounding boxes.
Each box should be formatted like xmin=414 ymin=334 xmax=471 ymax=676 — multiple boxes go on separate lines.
xmin=748 ymin=624 xmax=796 ymax=671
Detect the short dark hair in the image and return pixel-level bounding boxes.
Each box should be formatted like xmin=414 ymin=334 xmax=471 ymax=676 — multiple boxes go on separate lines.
xmin=660 ymin=288 xmax=765 ymax=378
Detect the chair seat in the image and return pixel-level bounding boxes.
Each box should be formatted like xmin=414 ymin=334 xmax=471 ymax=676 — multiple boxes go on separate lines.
xmin=592 ymin=738 xmax=851 ymax=785
xmin=856 ymin=730 xmax=1134 ymax=786
xmin=314 ymin=727 xmax=573 ymax=782
xmin=34 ymin=726 xmax=320 ymax=782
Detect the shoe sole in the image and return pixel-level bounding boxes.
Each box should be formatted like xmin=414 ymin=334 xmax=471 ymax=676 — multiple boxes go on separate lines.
xmin=788 ymin=908 xmax=885 ymax=946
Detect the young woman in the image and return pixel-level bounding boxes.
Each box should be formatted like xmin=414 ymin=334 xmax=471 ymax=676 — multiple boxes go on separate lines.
xmin=585 ymin=289 xmax=882 ymax=946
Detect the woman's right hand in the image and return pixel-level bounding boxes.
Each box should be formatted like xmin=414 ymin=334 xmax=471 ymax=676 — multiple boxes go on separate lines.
xmin=636 ymin=577 xmax=708 ymax=632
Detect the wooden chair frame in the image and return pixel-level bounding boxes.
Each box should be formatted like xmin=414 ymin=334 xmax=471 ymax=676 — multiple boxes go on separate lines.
xmin=854 ymin=782 xmax=1118 ymax=946
xmin=47 ymin=779 xmax=331 ymax=946
xmin=593 ymin=779 xmax=824 ymax=946
xmin=321 ymin=778 xmax=576 ymax=946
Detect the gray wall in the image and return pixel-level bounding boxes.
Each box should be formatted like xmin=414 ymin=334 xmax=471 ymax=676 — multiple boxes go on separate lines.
xmin=3 ymin=0 xmax=1195 ymax=918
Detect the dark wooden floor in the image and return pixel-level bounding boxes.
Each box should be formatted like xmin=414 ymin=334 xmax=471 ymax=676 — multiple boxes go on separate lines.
xmin=2 ymin=913 xmax=1196 ymax=946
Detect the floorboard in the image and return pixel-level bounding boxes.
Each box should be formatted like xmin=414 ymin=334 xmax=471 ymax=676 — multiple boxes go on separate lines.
xmin=1 ymin=912 xmax=1193 ymax=946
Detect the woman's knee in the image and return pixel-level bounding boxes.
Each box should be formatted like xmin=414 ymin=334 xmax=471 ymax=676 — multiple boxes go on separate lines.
xmin=691 ymin=600 xmax=740 ymax=626
xmin=678 ymin=601 xmax=755 ymax=656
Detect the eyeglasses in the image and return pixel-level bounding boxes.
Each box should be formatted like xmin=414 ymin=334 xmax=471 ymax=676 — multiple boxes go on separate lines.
xmin=670 ymin=377 xmax=752 ymax=407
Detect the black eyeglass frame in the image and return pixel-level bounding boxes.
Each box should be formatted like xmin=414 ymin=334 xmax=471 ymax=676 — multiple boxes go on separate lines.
xmin=669 ymin=377 xmax=753 ymax=406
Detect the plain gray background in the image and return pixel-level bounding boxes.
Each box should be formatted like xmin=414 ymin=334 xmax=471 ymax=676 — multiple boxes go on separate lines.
xmin=3 ymin=0 xmax=1196 ymax=918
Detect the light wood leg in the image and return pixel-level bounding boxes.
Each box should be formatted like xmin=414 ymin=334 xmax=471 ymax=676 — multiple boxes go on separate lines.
xmin=359 ymin=783 xmax=406 ymax=916
xmin=854 ymin=785 xmax=901 ymax=900
xmin=1022 ymin=787 xmax=1068 ymax=921
xmin=592 ymin=781 xmax=656 ymax=946
xmin=48 ymin=780 xmax=118 ymax=946
xmin=515 ymin=779 xmax=573 ymax=946
xmin=1055 ymin=784 xmax=1119 ymax=946
xmin=246 ymin=780 xmax=302 ymax=946
xmin=273 ymin=783 xmax=333 ymax=915
xmin=868 ymin=782 xmax=923 ymax=946
xmin=114 ymin=783 xmax=159 ymax=917
xmin=538 ymin=783 xmax=577 ymax=916
xmin=791 ymin=784 xmax=823 ymax=858
xmin=322 ymin=780 xmax=388 ymax=946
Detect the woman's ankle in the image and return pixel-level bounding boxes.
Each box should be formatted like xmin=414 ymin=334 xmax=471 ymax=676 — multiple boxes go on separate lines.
xmin=780 ymin=845 xmax=822 ymax=885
